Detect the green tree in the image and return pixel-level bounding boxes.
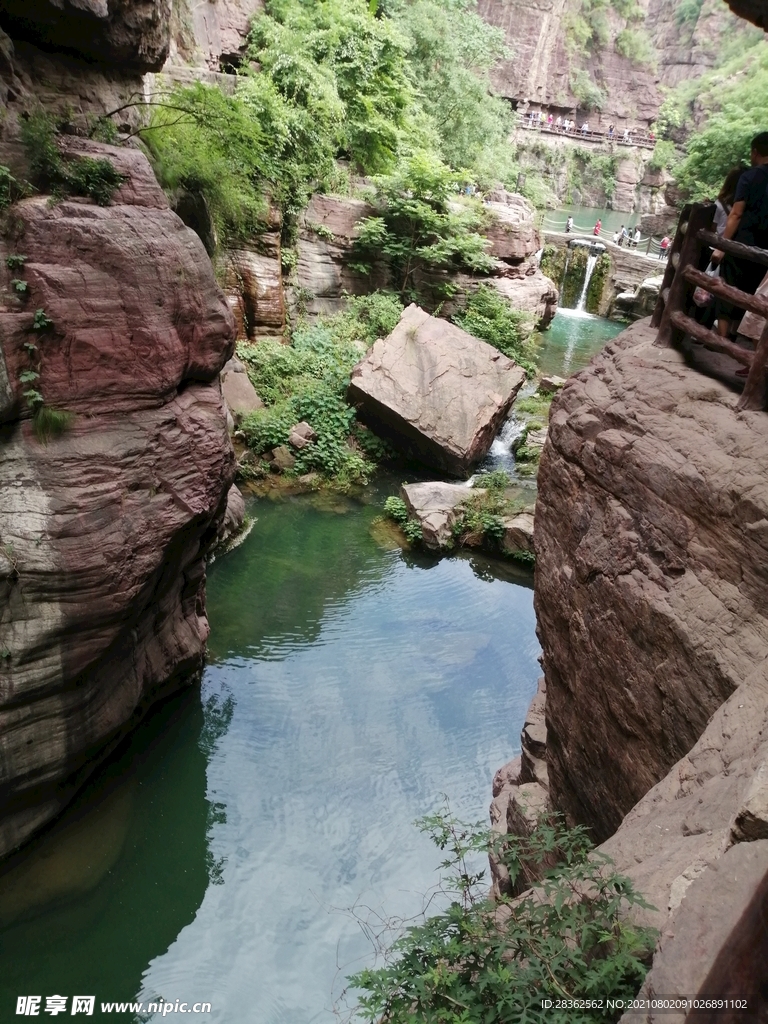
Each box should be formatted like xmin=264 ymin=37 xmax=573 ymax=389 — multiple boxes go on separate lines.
xmin=353 ymin=151 xmax=495 ymax=297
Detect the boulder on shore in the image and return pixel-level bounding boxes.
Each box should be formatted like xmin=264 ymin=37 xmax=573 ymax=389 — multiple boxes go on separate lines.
xmin=348 ymin=305 xmax=526 ymax=476
xmin=401 ymin=481 xmax=478 ymax=549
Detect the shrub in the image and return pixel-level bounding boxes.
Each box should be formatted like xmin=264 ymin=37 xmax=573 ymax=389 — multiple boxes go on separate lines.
xmin=0 ymin=166 xmax=25 ymax=210
xmin=453 ymin=286 xmax=537 ymax=376
xmin=19 ymin=113 xmax=124 ymax=206
xmin=354 ymin=152 xmax=495 ymax=298
xmin=33 ymin=407 xmax=74 ymax=443
xmin=615 ymin=28 xmax=657 ymax=68
xmin=238 ymin=294 xmax=402 ymax=487
xmin=452 ymin=474 xmax=523 ymax=547
xmin=348 ymin=808 xmax=656 ymax=1023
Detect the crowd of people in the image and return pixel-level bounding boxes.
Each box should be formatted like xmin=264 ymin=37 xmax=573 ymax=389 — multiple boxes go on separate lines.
xmin=521 ymin=110 xmax=654 ymax=146
xmin=696 ymin=131 xmax=768 ymax=366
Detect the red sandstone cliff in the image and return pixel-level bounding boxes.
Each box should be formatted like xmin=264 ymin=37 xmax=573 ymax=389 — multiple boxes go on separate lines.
xmin=479 ymin=0 xmax=746 ymax=127
xmin=0 ymin=141 xmax=236 ymax=858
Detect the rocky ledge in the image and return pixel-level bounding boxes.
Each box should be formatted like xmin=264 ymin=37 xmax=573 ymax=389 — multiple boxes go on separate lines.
xmin=0 ymin=143 xmax=237 ymax=858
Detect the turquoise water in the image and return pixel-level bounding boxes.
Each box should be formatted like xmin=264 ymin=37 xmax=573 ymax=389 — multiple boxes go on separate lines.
xmin=535 ymin=308 xmax=625 ymax=378
xmin=541 ymin=204 xmax=641 ymax=237
xmin=0 ymin=483 xmax=541 ymax=1023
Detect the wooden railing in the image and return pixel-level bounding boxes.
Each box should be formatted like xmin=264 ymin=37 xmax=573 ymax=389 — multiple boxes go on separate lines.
xmin=516 ymin=117 xmax=655 ymax=150
xmin=652 ymin=202 xmax=768 ymax=412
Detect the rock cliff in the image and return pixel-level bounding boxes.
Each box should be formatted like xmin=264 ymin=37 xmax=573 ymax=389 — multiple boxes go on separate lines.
xmin=479 ymin=0 xmax=747 ymax=128
xmin=0 ymin=141 xmax=236 ymax=858
xmin=492 ymin=318 xmax=768 ymax=1000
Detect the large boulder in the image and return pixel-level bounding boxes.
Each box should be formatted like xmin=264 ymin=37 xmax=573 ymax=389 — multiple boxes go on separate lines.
xmin=349 ymin=305 xmax=526 ymax=476
xmin=482 ymin=195 xmax=542 ymax=262
xmin=0 ymin=142 xmax=235 ymax=858
xmin=401 ymin=481 xmax=477 ymax=549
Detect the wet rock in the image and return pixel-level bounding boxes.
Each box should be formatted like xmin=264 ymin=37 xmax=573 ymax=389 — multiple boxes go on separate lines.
xmin=538 ymin=375 xmax=566 ymax=394
xmin=221 ymin=357 xmax=263 ymax=420
xmin=349 ymin=305 xmax=526 ymax=476
xmin=288 ymin=421 xmax=318 ymax=450
xmin=268 ymin=445 xmax=296 ymax=472
xmin=500 ymin=512 xmax=535 ymax=556
xmin=401 ymin=481 xmax=478 ymax=549
xmin=215 ymin=484 xmax=246 ymax=551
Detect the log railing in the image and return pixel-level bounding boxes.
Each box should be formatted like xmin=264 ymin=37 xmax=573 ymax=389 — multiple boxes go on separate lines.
xmin=652 ymin=202 xmax=768 ymax=411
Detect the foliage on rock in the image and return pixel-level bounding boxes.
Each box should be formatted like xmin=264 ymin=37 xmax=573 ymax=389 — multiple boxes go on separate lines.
xmin=656 ymin=30 xmax=767 ymax=200
xmin=453 ymin=286 xmax=537 ymax=375
xmin=20 ymin=114 xmax=124 ymax=206
xmin=453 ymin=471 xmax=523 ymax=546
xmin=238 ymin=293 xmax=402 ymax=488
xmin=141 ymin=0 xmax=536 ymax=250
xmin=348 ymin=807 xmax=656 ymax=1023
xmin=383 ymin=495 xmax=423 ymax=543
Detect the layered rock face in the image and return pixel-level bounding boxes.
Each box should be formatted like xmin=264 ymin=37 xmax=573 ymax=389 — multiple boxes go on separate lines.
xmin=0 ymin=145 xmax=236 ymax=858
xmin=535 ymin=319 xmax=768 ymax=843
xmin=479 ymin=0 xmax=746 ymax=128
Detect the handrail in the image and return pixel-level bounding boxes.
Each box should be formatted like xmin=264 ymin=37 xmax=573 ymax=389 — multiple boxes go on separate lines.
xmin=652 ymin=202 xmax=768 ymax=411
xmin=515 ymin=118 xmax=656 ymax=150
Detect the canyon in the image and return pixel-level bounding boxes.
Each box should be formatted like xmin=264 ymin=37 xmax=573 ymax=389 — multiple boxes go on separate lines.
xmin=0 ymin=0 xmax=767 ymax=1013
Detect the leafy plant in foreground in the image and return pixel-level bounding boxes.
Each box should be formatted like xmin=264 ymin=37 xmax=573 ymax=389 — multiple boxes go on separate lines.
xmin=347 ymin=809 xmax=656 ymax=1024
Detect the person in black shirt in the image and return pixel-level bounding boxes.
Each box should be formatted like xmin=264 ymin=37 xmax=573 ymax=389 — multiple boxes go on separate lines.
xmin=713 ymin=131 xmax=768 ymax=339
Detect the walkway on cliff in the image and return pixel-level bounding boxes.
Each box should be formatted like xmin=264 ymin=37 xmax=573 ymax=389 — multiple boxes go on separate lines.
xmin=543 ymin=229 xmax=667 ymax=266
xmin=515 ymin=117 xmax=655 ymax=150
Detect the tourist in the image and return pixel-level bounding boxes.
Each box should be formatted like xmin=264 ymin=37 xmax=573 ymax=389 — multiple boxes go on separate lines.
xmin=711 ymin=131 xmax=768 ymax=349
xmin=581 ymin=121 xmax=589 ymax=135
xmin=593 ymin=218 xmax=602 ymax=236
xmin=608 ymin=124 xmax=615 ymax=139
xmin=566 ymin=215 xmax=574 ymax=233
xmin=713 ymin=165 xmax=747 ymax=235
xmin=623 ymin=128 xmax=630 ymax=143
xmin=633 ymin=227 xmax=641 ymax=248
xmin=547 ymin=113 xmax=553 ymax=127
xmin=659 ymin=235 xmax=670 ymax=259
xmin=612 ymin=229 xmax=620 ymax=244
xmin=555 ymin=115 xmax=562 ymax=130
xmin=621 ymin=225 xmax=630 ymax=246
xmin=618 ymin=225 xmax=626 ymax=247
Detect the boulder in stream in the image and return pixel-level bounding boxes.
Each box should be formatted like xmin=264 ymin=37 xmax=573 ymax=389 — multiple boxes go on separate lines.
xmin=401 ymin=481 xmax=480 ymax=549
xmin=348 ymin=305 xmax=526 ymax=476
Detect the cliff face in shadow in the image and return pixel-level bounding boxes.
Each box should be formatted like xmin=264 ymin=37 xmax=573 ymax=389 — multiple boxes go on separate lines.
xmin=0 ymin=12 xmax=237 ymax=858
xmin=524 ymin=319 xmax=768 ymax=1013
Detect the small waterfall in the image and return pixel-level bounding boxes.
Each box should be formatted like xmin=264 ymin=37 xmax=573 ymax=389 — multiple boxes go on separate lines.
xmin=559 ymin=251 xmax=571 ymax=295
xmin=576 ymin=253 xmax=598 ymax=312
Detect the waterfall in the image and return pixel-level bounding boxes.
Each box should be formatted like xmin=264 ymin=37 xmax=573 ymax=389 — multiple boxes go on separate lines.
xmin=576 ymin=253 xmax=598 ymax=312
xmin=559 ymin=251 xmax=571 ymax=295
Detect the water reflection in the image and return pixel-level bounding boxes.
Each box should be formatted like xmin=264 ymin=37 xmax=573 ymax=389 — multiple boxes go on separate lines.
xmin=0 ymin=482 xmax=541 ymax=1024
xmin=0 ymin=691 xmax=211 ymax=1021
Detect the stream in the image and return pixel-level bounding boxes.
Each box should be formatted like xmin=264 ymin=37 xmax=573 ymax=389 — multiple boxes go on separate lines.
xmin=0 ymin=312 xmax=624 ymax=1024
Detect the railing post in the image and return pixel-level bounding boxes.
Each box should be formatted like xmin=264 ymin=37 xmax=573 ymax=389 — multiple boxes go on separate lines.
xmin=653 ymin=202 xmax=715 ymax=345
xmin=737 ymin=319 xmax=768 ymax=412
